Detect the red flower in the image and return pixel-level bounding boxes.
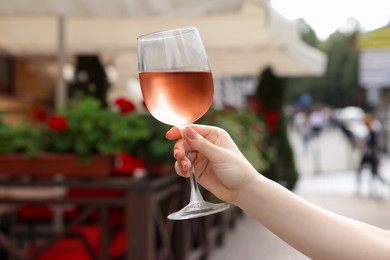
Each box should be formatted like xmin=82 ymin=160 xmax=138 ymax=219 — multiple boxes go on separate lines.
xmin=114 ymin=97 xmax=136 ymax=114
xmin=113 ymin=153 xmax=145 ymax=175
xmin=48 ymin=115 xmax=68 ymax=132
xmin=265 ymin=110 xmax=279 ymax=133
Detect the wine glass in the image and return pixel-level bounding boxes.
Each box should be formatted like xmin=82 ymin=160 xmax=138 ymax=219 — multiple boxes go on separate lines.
xmin=137 ymin=27 xmax=229 ymax=220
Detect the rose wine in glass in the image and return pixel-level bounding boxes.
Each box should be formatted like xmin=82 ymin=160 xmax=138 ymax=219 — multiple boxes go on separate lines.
xmin=137 ymin=27 xmax=229 ymax=220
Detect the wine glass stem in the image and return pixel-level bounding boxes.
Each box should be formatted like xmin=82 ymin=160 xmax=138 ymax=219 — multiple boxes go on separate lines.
xmin=184 ymin=141 xmax=205 ymax=203
xmin=178 ymin=125 xmax=205 ymax=203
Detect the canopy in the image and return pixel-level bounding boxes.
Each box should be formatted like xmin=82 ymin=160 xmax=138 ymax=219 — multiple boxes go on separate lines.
xmin=0 ymin=0 xmax=326 ymax=75
xmin=0 ymin=0 xmax=242 ymax=17
xmin=0 ymin=0 xmax=327 ymax=106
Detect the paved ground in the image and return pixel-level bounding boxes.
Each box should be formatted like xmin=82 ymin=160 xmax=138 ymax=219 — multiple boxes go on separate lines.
xmin=209 ymin=128 xmax=390 ymax=260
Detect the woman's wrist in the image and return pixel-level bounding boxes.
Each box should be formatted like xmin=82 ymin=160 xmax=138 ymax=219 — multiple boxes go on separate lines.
xmin=232 ymin=172 xmax=267 ymax=210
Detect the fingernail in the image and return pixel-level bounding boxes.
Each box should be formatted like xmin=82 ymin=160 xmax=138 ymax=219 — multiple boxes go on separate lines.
xmin=173 ymin=148 xmax=179 ymax=158
xmin=185 ymin=127 xmax=197 ymax=140
xmin=165 ymin=129 xmax=171 ymax=138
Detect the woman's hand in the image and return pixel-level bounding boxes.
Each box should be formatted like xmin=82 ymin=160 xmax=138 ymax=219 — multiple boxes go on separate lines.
xmin=165 ymin=124 xmax=259 ymax=203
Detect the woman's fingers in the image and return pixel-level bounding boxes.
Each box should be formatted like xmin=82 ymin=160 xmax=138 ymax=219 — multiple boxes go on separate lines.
xmin=174 ymin=160 xmax=190 ymax=178
xmin=173 ymin=138 xmax=186 ymax=159
xmin=171 ymin=135 xmax=192 ymax=177
xmin=165 ymin=124 xmax=220 ymax=141
xmin=165 ymin=126 xmax=181 ymax=140
xmin=167 ymin=124 xmax=222 ymax=178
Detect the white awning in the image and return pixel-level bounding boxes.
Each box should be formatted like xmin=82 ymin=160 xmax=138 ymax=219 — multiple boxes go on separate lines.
xmin=0 ymin=0 xmax=327 ymax=77
xmin=0 ymin=0 xmax=327 ymax=107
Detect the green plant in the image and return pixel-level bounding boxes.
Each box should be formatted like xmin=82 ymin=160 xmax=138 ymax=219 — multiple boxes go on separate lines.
xmin=135 ymin=116 xmax=175 ymax=164
xmin=255 ymin=67 xmax=299 ymax=190
xmin=0 ymin=96 xmax=152 ymax=161
xmin=0 ymin=119 xmax=42 ymax=157
xmin=44 ymin=96 xmax=152 ymax=160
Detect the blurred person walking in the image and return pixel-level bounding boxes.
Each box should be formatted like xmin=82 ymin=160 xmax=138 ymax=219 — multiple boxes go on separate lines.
xmin=309 ymin=108 xmax=326 ymax=138
xmin=356 ymin=113 xmax=388 ymax=196
xmin=293 ymin=111 xmax=311 ymax=151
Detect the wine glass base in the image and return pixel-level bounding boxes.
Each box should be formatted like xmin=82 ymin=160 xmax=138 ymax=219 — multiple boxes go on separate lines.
xmin=167 ymin=201 xmax=230 ymax=220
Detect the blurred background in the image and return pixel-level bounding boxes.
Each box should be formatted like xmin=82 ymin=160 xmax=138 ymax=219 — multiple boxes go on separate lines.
xmin=0 ymin=0 xmax=389 ymax=259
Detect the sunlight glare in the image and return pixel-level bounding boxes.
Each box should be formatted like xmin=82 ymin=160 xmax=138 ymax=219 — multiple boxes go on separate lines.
xmin=151 ymin=91 xmax=186 ymax=126
xmin=271 ymin=0 xmax=390 ymax=40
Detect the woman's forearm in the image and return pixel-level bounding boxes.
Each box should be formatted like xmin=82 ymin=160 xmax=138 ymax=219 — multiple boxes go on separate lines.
xmin=234 ymin=174 xmax=390 ymax=260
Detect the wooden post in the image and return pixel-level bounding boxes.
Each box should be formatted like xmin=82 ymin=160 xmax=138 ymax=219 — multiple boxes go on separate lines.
xmin=125 ymin=188 xmax=154 ymax=260
xmin=56 ymin=15 xmax=67 ymax=109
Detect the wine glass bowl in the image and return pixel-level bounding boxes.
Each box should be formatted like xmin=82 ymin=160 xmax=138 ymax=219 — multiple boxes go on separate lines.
xmin=138 ymin=70 xmax=214 ymax=126
xmin=137 ymin=27 xmax=229 ymax=220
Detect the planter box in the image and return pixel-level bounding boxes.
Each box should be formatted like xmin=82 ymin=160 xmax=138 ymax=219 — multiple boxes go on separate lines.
xmin=0 ymin=154 xmax=113 ymax=179
xmin=144 ymin=160 xmax=174 ymax=177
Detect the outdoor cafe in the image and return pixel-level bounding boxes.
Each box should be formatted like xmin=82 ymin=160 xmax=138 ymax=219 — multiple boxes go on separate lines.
xmin=0 ymin=0 xmax=326 ymax=259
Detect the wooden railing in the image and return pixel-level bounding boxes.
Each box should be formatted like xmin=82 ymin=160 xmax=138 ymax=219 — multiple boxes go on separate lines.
xmin=0 ymin=174 xmax=242 ymax=260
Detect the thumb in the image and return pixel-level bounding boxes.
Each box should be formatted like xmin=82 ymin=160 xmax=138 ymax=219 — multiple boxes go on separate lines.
xmin=183 ymin=126 xmax=222 ymax=160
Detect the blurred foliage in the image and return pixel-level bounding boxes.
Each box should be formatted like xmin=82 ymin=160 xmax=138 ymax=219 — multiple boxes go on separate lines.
xmin=42 ymin=97 xmax=150 ymax=160
xmin=297 ymin=18 xmax=319 ymax=47
xmin=135 ymin=116 xmax=175 ymax=164
xmin=0 ymin=118 xmax=42 ymax=157
xmin=200 ymin=108 xmax=275 ymax=174
xmin=286 ymin=19 xmax=365 ymax=109
xmin=254 ymin=67 xmax=299 ymax=190
xmin=0 ymin=96 xmax=152 ymax=161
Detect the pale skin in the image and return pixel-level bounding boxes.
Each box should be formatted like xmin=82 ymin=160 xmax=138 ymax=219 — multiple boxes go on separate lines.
xmin=165 ymin=124 xmax=390 ymax=260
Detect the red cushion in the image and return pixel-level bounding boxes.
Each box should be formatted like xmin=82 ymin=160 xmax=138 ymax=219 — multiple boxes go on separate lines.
xmin=36 ymin=239 xmax=94 ymax=260
xmin=73 ymin=225 xmax=101 ymax=252
xmin=28 ymin=225 xmax=101 ymax=260
xmin=110 ymin=229 xmax=126 ymax=258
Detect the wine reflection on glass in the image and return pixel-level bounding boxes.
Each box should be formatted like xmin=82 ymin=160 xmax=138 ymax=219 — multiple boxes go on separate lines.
xmin=137 ymin=27 xmax=229 ymax=220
